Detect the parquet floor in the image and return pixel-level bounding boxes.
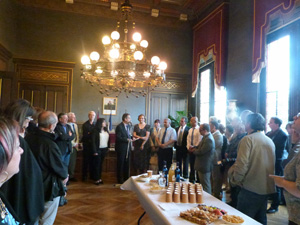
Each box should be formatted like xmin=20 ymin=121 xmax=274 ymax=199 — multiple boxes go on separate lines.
xmin=55 ymin=173 xmax=289 ymax=225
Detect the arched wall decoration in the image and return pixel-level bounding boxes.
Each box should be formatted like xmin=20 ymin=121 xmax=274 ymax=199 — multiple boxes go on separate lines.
xmin=252 ymin=0 xmax=297 ymax=82
xmin=192 ymin=3 xmax=229 ymax=97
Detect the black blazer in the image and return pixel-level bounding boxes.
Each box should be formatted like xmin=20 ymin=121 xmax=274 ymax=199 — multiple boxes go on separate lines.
xmin=266 ymin=128 xmax=288 ymax=160
xmin=54 ymin=123 xmax=75 ymax=155
xmin=115 ymin=122 xmax=131 ymax=153
xmin=175 ymin=126 xmax=190 ymax=149
xmin=91 ymin=128 xmax=110 ymax=154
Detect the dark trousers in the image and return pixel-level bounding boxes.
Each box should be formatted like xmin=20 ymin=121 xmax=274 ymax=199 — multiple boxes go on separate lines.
xmin=117 ymin=149 xmax=131 ymax=184
xmin=189 ymin=153 xmax=197 ymax=182
xmin=237 ymin=188 xmax=269 ymax=225
xmin=82 ymin=143 xmax=93 ymax=179
xmin=270 ymin=159 xmax=284 ymax=209
xmin=175 ymin=146 xmax=189 ymax=178
xmin=93 ymin=148 xmax=108 ymax=180
xmin=158 ymin=147 xmax=173 ymax=171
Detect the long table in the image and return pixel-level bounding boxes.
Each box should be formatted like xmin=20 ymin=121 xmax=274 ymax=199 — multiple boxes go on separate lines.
xmin=121 ymin=175 xmax=262 ymax=225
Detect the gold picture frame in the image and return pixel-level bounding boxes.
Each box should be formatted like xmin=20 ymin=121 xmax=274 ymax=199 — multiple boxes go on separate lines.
xmin=103 ymin=97 xmax=117 ymax=115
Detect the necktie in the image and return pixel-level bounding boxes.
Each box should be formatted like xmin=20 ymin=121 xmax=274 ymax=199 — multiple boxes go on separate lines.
xmin=178 ymin=127 xmax=183 ymax=146
xmin=72 ymin=124 xmax=77 ymax=142
xmin=191 ymin=128 xmax=195 ymax=146
xmin=161 ymin=128 xmax=167 ymax=144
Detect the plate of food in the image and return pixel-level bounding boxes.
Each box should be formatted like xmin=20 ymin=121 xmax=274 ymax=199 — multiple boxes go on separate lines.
xmin=150 ymin=184 xmax=165 ymax=193
xmin=136 ymin=174 xmax=150 ymax=182
xmin=221 ymin=214 xmax=244 ymax=224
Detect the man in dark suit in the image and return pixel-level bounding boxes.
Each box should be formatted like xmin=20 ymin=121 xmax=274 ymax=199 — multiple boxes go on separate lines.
xmin=115 ymin=113 xmax=135 ymax=184
xmin=266 ymin=116 xmax=288 ymax=213
xmin=81 ymin=111 xmax=96 ymax=181
xmin=175 ymin=116 xmax=190 ymax=178
xmin=54 ymin=113 xmax=75 ymax=167
xmin=189 ymin=123 xmax=215 ymax=194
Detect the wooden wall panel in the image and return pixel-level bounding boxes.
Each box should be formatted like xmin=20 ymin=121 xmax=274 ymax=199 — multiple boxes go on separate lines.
xmin=14 ymin=58 xmax=74 ymax=113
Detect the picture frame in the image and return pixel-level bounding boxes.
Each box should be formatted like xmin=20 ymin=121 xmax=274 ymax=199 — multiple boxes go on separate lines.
xmin=103 ymin=97 xmax=117 ymax=115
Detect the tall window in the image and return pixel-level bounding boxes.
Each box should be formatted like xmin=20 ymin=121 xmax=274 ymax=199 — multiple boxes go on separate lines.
xmin=198 ymin=63 xmax=227 ymax=124
xmin=266 ymin=35 xmax=290 ymax=130
xmin=200 ymin=69 xmax=210 ymax=124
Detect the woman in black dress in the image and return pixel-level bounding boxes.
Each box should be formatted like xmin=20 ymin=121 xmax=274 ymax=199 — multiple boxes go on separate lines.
xmin=133 ymin=114 xmax=150 ymax=174
xmin=91 ymin=118 xmax=110 ymax=185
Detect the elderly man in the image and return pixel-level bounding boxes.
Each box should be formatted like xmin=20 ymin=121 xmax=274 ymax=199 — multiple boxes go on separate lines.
xmin=156 ymin=118 xmax=177 ymax=171
xmin=68 ymin=112 xmax=79 ymax=182
xmin=81 ymin=111 xmax=96 ymax=181
xmin=26 ymin=111 xmax=68 ymax=225
xmin=209 ymin=119 xmax=223 ymax=199
xmin=228 ymin=113 xmax=276 ymax=225
xmin=187 ymin=116 xmax=202 ymax=183
xmin=175 ymin=117 xmax=190 ymax=178
xmin=189 ymin=123 xmax=215 ymax=194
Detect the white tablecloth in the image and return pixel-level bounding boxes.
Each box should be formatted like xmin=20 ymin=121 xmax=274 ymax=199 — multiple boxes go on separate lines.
xmin=121 ymin=176 xmax=262 ymax=225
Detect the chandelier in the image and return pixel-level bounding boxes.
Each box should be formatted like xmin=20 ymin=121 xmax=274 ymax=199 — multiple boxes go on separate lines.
xmin=80 ymin=0 xmax=167 ymax=97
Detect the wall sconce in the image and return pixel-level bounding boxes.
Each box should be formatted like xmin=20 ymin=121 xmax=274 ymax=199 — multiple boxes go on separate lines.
xmin=151 ymin=9 xmax=159 ymax=17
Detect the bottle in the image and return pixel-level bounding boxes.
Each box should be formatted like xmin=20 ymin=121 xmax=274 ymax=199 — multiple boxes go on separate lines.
xmin=162 ymin=161 xmax=168 ymax=186
xmin=175 ymin=162 xmax=180 ymax=182
xmin=168 ymin=163 xmax=175 ymax=183
xmin=158 ymin=171 xmax=166 ymax=188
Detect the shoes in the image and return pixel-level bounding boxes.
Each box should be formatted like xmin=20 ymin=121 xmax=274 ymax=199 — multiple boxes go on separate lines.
xmin=69 ymin=177 xmax=78 ymax=182
xmin=59 ymin=197 xmax=68 ymax=207
xmin=94 ymin=180 xmax=103 ymax=185
xmin=267 ymin=207 xmax=278 ymax=213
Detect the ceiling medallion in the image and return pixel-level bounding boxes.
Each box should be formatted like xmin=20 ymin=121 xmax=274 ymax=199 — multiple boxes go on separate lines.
xmin=80 ymin=0 xmax=167 ymax=98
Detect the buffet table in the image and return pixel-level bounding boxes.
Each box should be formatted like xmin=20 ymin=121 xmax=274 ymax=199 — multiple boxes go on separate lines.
xmin=121 ymin=175 xmax=262 ymax=225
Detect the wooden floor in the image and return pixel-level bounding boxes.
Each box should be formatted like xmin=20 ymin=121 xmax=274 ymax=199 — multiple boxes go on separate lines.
xmin=55 ymin=175 xmax=289 ymax=225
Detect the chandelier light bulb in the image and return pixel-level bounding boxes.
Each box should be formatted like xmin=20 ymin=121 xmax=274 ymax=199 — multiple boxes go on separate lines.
xmin=111 ymin=70 xmax=118 ymax=77
xmin=95 ymin=67 xmax=103 ymax=74
xmin=143 ymin=71 xmax=151 ymax=78
xmin=81 ymin=55 xmax=91 ymax=65
xmin=134 ymin=51 xmax=143 ymax=60
xmin=109 ymin=49 xmax=120 ymax=59
xmin=128 ymin=71 xmax=136 ymax=79
xmin=130 ymin=44 xmax=136 ymax=50
xmin=102 ymin=36 xmax=111 ymax=45
xmin=90 ymin=51 xmax=100 ymax=61
xmin=140 ymin=40 xmax=148 ymax=48
xmin=151 ymin=56 xmax=160 ymax=65
xmin=113 ymin=43 xmax=120 ymax=49
xmin=132 ymin=32 xmax=142 ymax=42
xmin=159 ymin=61 xmax=167 ymax=71
xmin=111 ymin=31 xmax=120 ymax=40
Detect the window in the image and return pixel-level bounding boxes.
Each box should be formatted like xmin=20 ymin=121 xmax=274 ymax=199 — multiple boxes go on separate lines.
xmin=266 ymin=35 xmax=290 ymax=130
xmin=198 ymin=63 xmax=227 ymax=125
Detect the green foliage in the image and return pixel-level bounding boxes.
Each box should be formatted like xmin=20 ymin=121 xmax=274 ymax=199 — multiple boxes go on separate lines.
xmin=168 ymin=111 xmax=192 ymax=128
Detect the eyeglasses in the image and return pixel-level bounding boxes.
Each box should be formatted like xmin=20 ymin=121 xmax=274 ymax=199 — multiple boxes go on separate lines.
xmin=294 ymin=113 xmax=300 ymax=121
xmin=25 ymin=116 xmax=33 ymax=121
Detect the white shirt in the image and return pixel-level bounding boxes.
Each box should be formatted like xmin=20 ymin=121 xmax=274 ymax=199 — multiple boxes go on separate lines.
xmin=186 ymin=125 xmax=202 ymax=149
xmin=99 ymin=132 xmax=109 ymax=148
xmin=157 ymin=126 xmax=177 ymax=148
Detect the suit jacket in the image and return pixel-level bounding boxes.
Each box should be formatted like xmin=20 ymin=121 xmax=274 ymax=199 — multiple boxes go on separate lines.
xmin=212 ymin=130 xmax=223 ymax=164
xmin=266 ymin=128 xmax=288 ymax=160
xmin=55 ymin=123 xmax=75 ymax=155
xmin=68 ymin=122 xmax=79 ymax=148
xmin=194 ymin=132 xmax=215 ymax=173
xmin=91 ymin=128 xmax=110 ymax=154
xmin=115 ymin=122 xmax=131 ymax=153
xmin=175 ymin=125 xmax=190 ymax=150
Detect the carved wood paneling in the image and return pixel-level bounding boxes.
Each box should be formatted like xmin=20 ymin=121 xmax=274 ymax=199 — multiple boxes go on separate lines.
xmin=0 ymin=43 xmax=12 ymax=71
xmin=14 ymin=58 xmax=75 ymax=113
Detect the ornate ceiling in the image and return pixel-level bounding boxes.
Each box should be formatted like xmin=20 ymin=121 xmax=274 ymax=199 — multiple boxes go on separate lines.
xmin=16 ymin=0 xmax=226 ymax=29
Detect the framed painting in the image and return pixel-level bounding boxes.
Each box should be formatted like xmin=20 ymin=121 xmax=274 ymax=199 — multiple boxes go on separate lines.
xmin=103 ymin=97 xmax=117 ymax=115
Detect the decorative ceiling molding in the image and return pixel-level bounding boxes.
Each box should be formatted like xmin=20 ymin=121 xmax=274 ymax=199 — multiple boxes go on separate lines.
xmin=15 ymin=0 xmax=225 ymax=29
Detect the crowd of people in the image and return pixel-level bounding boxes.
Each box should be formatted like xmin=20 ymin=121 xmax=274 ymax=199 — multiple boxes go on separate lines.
xmin=0 ymin=98 xmax=299 ymax=225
